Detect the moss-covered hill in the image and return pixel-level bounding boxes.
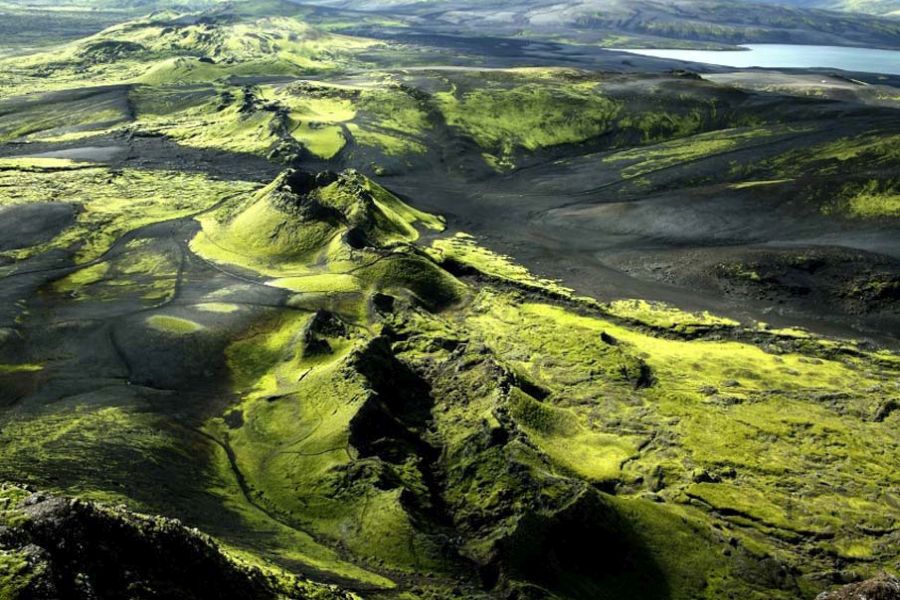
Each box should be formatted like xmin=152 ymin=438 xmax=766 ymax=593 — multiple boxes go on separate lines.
xmin=0 ymin=160 xmax=897 ymax=599
xmin=0 ymin=483 xmax=353 ymax=599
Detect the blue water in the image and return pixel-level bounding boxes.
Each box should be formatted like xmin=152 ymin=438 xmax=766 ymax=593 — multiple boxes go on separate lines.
xmin=615 ymin=44 xmax=900 ymax=75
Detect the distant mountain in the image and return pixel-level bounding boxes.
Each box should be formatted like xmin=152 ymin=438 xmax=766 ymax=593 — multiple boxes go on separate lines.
xmin=0 ymin=0 xmax=222 ymax=10
xmin=2 ymin=0 xmax=897 ymax=51
xmin=755 ymin=0 xmax=900 ymax=16
xmin=0 ymin=0 xmax=225 ymax=53
xmin=300 ymin=0 xmax=900 ymax=49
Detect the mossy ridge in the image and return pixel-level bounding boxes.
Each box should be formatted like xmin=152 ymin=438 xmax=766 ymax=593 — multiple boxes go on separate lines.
xmin=263 ymin=83 xmax=357 ymax=159
xmin=456 ymin=291 xmax=897 ymax=591
xmin=190 ymin=168 xmax=459 ymax=313
xmin=772 ymin=131 xmax=900 ymax=175
xmin=428 ymin=232 xmax=574 ymax=299
xmin=384 ymin=302 xmax=790 ymax=598
xmin=0 ymin=392 xmax=386 ymax=593
xmin=604 ymin=299 xmax=740 ymax=336
xmin=0 ymin=6 xmax=379 ymax=95
xmin=426 ymin=236 xmax=824 ymax=350
xmin=131 ymin=85 xmax=285 ymax=157
xmin=219 ymin=259 xmax=896 ymax=597
xmin=186 ymin=169 xmax=477 ymax=579
xmin=216 ymin=307 xmax=474 ymax=583
xmin=0 ymin=164 xmax=259 ymax=265
xmin=0 ymin=482 xmax=358 ymax=599
xmin=350 ymin=83 xmax=432 ymax=156
xmin=132 ymin=83 xmax=357 ymax=160
xmin=186 ymin=172 xmax=475 ymax=579
xmin=435 ymin=76 xmax=622 ymax=168
xmin=731 ymin=130 xmax=900 ymax=220
xmin=130 ymin=78 xmax=434 ymax=161
xmin=427 ymin=235 xmax=887 ymax=366
xmin=603 ymin=124 xmax=802 ymax=179
xmin=427 ymin=69 xmax=775 ymax=170
xmin=53 ymin=239 xmax=181 ymax=304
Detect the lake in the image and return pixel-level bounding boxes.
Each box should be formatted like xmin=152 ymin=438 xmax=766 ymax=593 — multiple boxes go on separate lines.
xmin=614 ymin=44 xmax=900 ymax=75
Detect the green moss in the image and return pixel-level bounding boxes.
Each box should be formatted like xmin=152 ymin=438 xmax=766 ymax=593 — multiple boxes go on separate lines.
xmin=0 ymin=11 xmax=378 ymax=95
xmin=349 ymin=126 xmax=426 ymax=156
xmin=146 ymin=315 xmax=205 ymax=334
xmin=195 ymin=302 xmax=241 ymax=314
xmin=356 ymin=253 xmax=466 ymax=311
xmin=275 ymin=92 xmax=356 ymax=158
xmin=509 ymin=388 xmax=637 ymax=483
xmin=0 ymin=548 xmax=33 ymax=598
xmin=0 ymin=165 xmax=259 ymax=265
xmin=831 ymin=538 xmax=877 ymax=560
xmin=364 ymin=176 xmax=445 ymax=237
xmin=729 ymin=179 xmax=793 ymax=189
xmin=2 ymin=26 xmax=898 ymax=595
xmin=428 ymin=232 xmax=572 ymax=297
xmin=0 ymin=363 xmax=43 ymax=374
xmin=843 ymin=180 xmax=900 ymax=218
xmin=191 ymin=169 xmax=457 ymax=315
xmin=51 ymin=242 xmax=180 ymax=304
xmin=225 ymin=310 xmax=314 ymax=393
xmin=0 ymin=393 xmax=385 ymax=594
xmin=795 ymin=132 xmax=900 ymax=166
xmin=348 ymin=86 xmax=430 ymax=156
xmin=191 ymin=178 xmax=339 ymax=277
xmin=0 ymin=157 xmax=85 ymax=171
xmin=222 ymin=321 xmax=443 ymax=575
xmin=435 ymin=76 xmax=621 ymax=166
xmin=54 ymin=262 xmax=110 ymax=295
xmin=132 ymin=86 xmax=282 ymax=156
xmin=605 ymin=125 xmax=790 ymax=179
xmin=269 ymin=273 xmax=363 ymax=294
xmin=202 ymin=418 xmax=394 ymax=589
xmin=452 ymin=289 xmax=899 ymax=587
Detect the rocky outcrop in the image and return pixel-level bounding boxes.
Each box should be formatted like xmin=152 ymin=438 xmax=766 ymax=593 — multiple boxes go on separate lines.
xmin=0 ymin=484 xmax=349 ymax=600
xmin=816 ymin=574 xmax=900 ymax=600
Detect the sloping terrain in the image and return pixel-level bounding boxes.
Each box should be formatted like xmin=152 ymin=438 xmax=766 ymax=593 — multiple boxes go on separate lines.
xmin=1 ymin=156 xmax=898 ymax=599
xmin=300 ymin=0 xmax=900 ymax=49
xmin=0 ymin=483 xmax=351 ymax=599
xmin=0 ymin=3 xmax=898 ymax=600
xmin=757 ymin=0 xmax=900 ymax=16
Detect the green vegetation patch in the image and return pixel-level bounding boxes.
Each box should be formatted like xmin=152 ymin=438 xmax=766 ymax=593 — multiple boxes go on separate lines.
xmin=0 ymin=165 xmax=259 ymax=265
xmin=508 ymin=388 xmax=637 ymax=483
xmin=191 ymin=169 xmax=448 ymax=313
xmin=131 ymin=86 xmax=283 ymax=157
xmin=828 ymin=179 xmax=900 ymax=219
xmin=0 ymin=363 xmax=43 ymax=374
xmin=605 ymin=125 xmax=792 ymax=179
xmin=146 ymin=315 xmax=205 ymax=334
xmin=436 ymin=75 xmax=621 ymax=167
xmin=606 ymin=299 xmax=740 ymax=334
xmin=428 ymin=232 xmax=573 ymax=297
xmin=220 ymin=313 xmax=439 ymax=577
xmin=195 ymin=302 xmax=241 ymax=314
xmin=0 ymin=10 xmax=379 ymax=95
